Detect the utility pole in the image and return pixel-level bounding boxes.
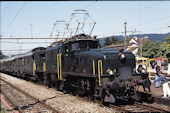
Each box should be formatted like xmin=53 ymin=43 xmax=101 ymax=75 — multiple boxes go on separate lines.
xmin=19 ymin=45 xmax=21 ymax=54
xmin=124 ymin=22 xmax=127 ymax=49
xmin=140 ymin=38 xmax=143 ymax=57
xmin=30 ymin=22 xmax=33 ymax=38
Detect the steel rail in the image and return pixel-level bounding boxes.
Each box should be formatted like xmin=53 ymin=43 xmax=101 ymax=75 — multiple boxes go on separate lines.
xmin=134 ymin=102 xmax=168 ymax=113
xmin=74 ymin=95 xmax=130 ymax=113
xmin=0 ymin=78 xmax=60 ymax=113
xmin=111 ymin=98 xmax=169 ymax=113
xmin=0 ymin=88 xmax=24 ymax=113
xmin=1 ymin=74 xmax=169 ymax=113
xmin=93 ymin=99 xmax=130 ymax=113
xmin=109 ymin=104 xmax=131 ymax=113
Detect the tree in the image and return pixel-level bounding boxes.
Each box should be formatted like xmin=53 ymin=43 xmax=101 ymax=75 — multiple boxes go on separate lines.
xmin=111 ymin=36 xmax=116 ymax=44
xmin=137 ymin=40 xmax=160 ymax=58
xmin=115 ymin=37 xmax=119 ymax=43
xmin=165 ymin=35 xmax=170 ymax=43
xmin=137 ymin=38 xmax=170 ymax=62
xmin=137 ymin=40 xmax=154 ymax=58
xmin=164 ymin=35 xmax=170 ymax=62
xmin=160 ymin=41 xmax=170 ymax=62
xmin=104 ymin=37 xmax=111 ymax=46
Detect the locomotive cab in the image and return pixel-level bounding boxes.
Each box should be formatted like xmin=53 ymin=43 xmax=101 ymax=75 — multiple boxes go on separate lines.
xmin=62 ymin=38 xmax=100 ymax=73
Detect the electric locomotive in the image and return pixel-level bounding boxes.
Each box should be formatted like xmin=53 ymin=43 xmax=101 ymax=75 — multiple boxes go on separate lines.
xmin=0 ymin=34 xmax=142 ymax=104
xmin=34 ymin=34 xmax=141 ymax=103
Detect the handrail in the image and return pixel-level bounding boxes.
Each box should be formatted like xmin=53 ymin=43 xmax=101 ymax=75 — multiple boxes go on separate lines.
xmin=98 ymin=60 xmax=103 ymax=86
xmin=57 ymin=54 xmax=60 ymax=79
xmin=93 ymin=60 xmax=95 ymax=75
xmin=43 ymin=62 xmax=46 ymax=71
xmin=33 ymin=61 xmax=36 ymax=75
xmin=57 ymin=54 xmax=62 ymax=80
xmin=59 ymin=53 xmax=62 ymax=80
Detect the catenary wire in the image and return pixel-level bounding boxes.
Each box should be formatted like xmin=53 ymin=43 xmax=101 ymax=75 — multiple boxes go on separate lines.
xmin=1 ymin=2 xmax=27 ymax=37
xmin=1 ymin=2 xmax=10 ymax=23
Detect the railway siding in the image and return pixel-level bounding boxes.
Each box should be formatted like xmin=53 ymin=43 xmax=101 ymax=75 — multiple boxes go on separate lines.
xmin=1 ymin=72 xmax=170 ymax=113
xmin=0 ymin=73 xmax=117 ymax=112
xmin=1 ymin=79 xmax=59 ymax=113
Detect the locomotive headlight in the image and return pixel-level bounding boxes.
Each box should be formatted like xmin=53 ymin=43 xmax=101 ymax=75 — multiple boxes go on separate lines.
xmin=119 ymin=49 xmax=126 ymax=64
xmin=120 ymin=53 xmax=125 ymax=59
xmin=104 ymin=55 xmax=106 ymax=59
xmin=106 ymin=69 xmax=113 ymax=75
xmin=113 ymin=69 xmax=117 ymax=74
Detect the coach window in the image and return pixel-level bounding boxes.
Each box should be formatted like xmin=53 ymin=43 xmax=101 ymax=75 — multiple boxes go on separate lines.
xmin=79 ymin=42 xmax=87 ymax=49
xmin=88 ymin=41 xmax=99 ymax=49
xmin=16 ymin=60 xmax=18 ymax=65
xmin=25 ymin=58 xmax=27 ymax=65
xmin=71 ymin=43 xmax=79 ymax=51
xmin=27 ymin=57 xmax=30 ymax=64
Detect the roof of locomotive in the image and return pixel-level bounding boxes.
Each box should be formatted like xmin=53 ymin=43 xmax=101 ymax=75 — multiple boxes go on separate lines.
xmin=63 ymin=34 xmax=98 ymax=44
xmin=46 ymin=43 xmax=63 ymax=51
xmin=29 ymin=47 xmax=46 ymax=52
xmin=76 ymin=48 xmax=133 ymax=58
xmin=63 ymin=38 xmax=99 ymax=45
xmin=46 ymin=34 xmax=99 ymax=51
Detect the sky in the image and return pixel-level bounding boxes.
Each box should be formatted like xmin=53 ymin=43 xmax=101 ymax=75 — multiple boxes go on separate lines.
xmin=0 ymin=1 xmax=170 ymax=56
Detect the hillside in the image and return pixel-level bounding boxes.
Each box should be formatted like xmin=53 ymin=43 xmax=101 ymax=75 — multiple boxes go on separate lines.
xmin=98 ymin=32 xmax=170 ymax=47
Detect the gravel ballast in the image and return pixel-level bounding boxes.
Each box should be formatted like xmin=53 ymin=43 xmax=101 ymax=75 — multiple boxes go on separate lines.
xmin=0 ymin=73 xmax=116 ymax=112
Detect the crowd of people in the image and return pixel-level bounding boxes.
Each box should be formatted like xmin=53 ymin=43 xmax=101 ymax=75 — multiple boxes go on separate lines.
xmin=136 ymin=61 xmax=170 ymax=98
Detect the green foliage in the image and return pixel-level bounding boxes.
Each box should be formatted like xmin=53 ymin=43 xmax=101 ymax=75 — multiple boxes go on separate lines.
xmin=104 ymin=37 xmax=111 ymax=46
xmin=103 ymin=35 xmax=125 ymax=47
xmin=111 ymin=36 xmax=116 ymax=44
xmin=165 ymin=35 xmax=170 ymax=44
xmin=137 ymin=36 xmax=170 ymax=62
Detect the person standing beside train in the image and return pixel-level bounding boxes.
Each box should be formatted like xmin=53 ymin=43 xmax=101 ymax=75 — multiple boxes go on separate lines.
xmin=141 ymin=68 xmax=151 ymax=92
xmin=161 ymin=61 xmax=164 ymax=73
xmin=154 ymin=62 xmax=160 ymax=88
xmin=137 ymin=62 xmax=143 ymax=73
xmin=154 ymin=71 xmax=170 ymax=98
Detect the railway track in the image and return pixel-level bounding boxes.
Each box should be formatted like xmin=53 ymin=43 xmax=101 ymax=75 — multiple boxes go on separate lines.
xmin=74 ymin=96 xmax=169 ymax=113
xmin=0 ymin=78 xmax=60 ymax=113
xmin=1 ymin=75 xmax=169 ymax=113
xmin=75 ymin=94 xmax=169 ymax=113
xmin=109 ymin=99 xmax=169 ymax=113
xmin=1 ymin=88 xmax=24 ymax=113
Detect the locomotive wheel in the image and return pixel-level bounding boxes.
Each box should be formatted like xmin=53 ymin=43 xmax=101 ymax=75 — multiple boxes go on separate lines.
xmin=88 ymin=94 xmax=94 ymax=101
xmin=33 ymin=74 xmax=38 ymax=82
xmin=43 ymin=74 xmax=48 ymax=86
xmin=17 ymin=72 xmax=21 ymax=78
xmin=55 ymin=80 xmax=60 ymax=90
xmin=71 ymin=87 xmax=77 ymax=96
xmin=47 ymin=74 xmax=51 ymax=88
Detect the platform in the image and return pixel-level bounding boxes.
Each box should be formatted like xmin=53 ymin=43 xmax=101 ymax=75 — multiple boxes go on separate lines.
xmin=137 ymin=81 xmax=170 ymax=106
